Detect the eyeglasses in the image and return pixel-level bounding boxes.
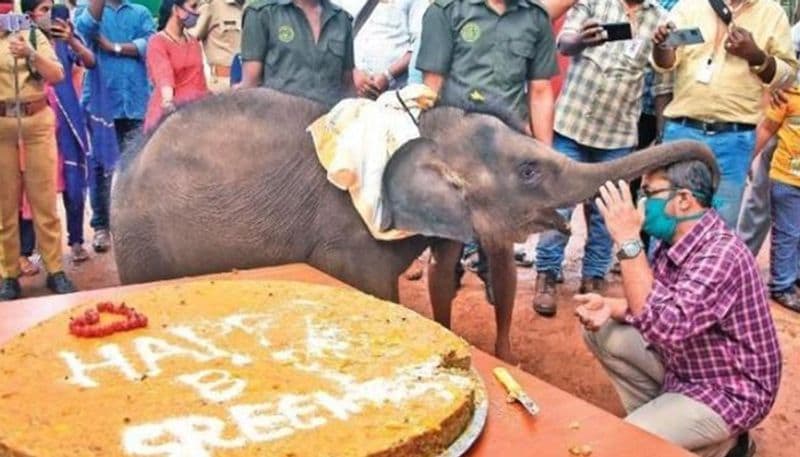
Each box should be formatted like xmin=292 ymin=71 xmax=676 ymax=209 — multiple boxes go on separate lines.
xmin=637 ymin=187 xmax=678 ymax=200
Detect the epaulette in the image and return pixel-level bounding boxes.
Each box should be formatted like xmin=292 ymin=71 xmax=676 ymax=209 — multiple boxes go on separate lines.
xmin=523 ymin=0 xmax=549 ymax=15
xmin=433 ymin=0 xmax=454 ymax=8
xmin=245 ymin=0 xmax=276 ymax=11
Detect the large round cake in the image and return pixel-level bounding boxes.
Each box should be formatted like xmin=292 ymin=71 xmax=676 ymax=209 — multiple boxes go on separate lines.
xmin=0 ymin=280 xmax=478 ymax=457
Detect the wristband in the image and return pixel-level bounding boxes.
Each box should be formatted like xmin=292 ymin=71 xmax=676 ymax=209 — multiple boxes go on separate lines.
xmin=749 ymin=54 xmax=770 ymax=75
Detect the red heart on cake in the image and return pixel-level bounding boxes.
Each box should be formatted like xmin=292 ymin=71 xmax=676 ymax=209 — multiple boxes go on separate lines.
xmin=69 ymin=302 xmax=148 ymax=338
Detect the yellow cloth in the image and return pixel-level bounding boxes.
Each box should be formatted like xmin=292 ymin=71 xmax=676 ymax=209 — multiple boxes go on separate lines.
xmin=765 ymin=85 xmax=800 ymax=187
xmin=308 ymin=84 xmax=437 ymax=240
xmin=655 ymin=0 xmax=797 ymax=124
xmin=0 ymin=30 xmax=60 ymax=102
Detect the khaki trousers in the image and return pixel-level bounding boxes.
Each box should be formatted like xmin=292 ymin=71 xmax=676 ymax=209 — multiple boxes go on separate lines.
xmin=0 ymin=107 xmax=63 ymax=278
xmin=583 ymin=322 xmax=736 ymax=457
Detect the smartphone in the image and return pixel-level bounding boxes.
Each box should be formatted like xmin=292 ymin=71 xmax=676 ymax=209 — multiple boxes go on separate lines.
xmin=664 ymin=27 xmax=705 ymax=47
xmin=708 ymin=0 xmax=733 ymax=25
xmin=601 ymin=22 xmax=633 ymax=42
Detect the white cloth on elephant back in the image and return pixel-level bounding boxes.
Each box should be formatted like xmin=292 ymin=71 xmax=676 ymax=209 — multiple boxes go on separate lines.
xmin=307 ymin=84 xmax=437 ymax=240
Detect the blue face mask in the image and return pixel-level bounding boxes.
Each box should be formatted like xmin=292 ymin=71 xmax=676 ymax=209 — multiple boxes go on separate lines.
xmin=642 ymin=190 xmax=706 ymax=243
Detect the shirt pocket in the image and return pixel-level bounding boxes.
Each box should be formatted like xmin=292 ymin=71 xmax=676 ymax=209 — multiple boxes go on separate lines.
xmin=494 ymin=39 xmax=533 ymax=86
xmin=322 ymin=39 xmax=346 ymax=80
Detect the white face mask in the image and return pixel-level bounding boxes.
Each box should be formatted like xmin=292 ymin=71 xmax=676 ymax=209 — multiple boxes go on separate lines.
xmin=34 ymin=14 xmax=51 ymax=32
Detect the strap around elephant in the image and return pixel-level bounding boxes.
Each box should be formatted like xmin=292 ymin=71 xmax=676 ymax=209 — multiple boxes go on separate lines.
xmin=352 ymin=0 xmax=381 ymax=38
xmin=395 ymin=90 xmax=419 ymax=127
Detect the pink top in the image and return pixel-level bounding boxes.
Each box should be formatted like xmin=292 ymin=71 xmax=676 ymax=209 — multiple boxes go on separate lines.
xmin=144 ymin=32 xmax=209 ymax=132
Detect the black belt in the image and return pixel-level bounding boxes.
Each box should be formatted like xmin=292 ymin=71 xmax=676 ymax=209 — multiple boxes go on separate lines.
xmin=671 ymin=117 xmax=755 ymax=134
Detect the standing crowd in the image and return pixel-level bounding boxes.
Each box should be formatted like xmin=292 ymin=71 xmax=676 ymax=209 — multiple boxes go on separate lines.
xmin=0 ymin=0 xmax=799 ymax=454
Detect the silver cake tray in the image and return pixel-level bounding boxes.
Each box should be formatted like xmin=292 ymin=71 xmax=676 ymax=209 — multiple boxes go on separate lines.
xmin=440 ymin=368 xmax=489 ymax=457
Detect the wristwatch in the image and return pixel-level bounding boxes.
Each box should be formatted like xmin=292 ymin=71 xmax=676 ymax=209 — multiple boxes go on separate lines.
xmin=749 ymin=53 xmax=770 ymax=74
xmin=113 ymin=43 xmax=122 ymax=55
xmin=616 ymin=239 xmax=644 ymax=261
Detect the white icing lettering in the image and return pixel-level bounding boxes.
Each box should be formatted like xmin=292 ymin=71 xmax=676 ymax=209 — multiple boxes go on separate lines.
xmin=177 ymin=370 xmax=247 ymax=403
xmin=276 ymin=394 xmax=326 ymax=430
xmin=222 ymin=314 xmax=274 ymax=348
xmin=168 ymin=326 xmax=251 ymax=366
xmin=229 ymin=402 xmax=293 ymax=442
xmin=305 ymin=317 xmax=348 ymax=359
xmin=134 ymin=337 xmax=214 ymax=377
xmin=59 ymin=345 xmax=141 ymax=388
xmin=122 ymin=415 xmax=244 ymax=457
xmin=313 ymin=392 xmax=362 ymax=420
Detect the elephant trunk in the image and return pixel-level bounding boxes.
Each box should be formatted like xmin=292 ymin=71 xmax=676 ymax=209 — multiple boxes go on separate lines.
xmin=554 ymin=140 xmax=719 ymax=206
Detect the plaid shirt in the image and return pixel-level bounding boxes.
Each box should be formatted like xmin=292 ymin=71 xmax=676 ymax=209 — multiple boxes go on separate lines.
xmin=640 ymin=0 xmax=679 ymax=116
xmin=629 ymin=211 xmax=782 ymax=434
xmin=555 ymin=0 xmax=666 ymax=149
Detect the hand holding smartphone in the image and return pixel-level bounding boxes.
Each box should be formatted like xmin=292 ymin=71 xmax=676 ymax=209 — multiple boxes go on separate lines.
xmin=664 ymin=27 xmax=705 ymax=47
xmin=601 ymin=22 xmax=633 ymax=42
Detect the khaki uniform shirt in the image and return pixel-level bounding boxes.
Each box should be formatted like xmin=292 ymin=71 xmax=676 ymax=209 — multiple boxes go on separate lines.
xmin=656 ymin=0 xmax=797 ymax=124
xmin=241 ymin=0 xmax=355 ymax=105
xmin=191 ymin=0 xmax=244 ymax=67
xmin=0 ymin=30 xmax=61 ymax=103
xmin=415 ymin=0 xmax=558 ymax=122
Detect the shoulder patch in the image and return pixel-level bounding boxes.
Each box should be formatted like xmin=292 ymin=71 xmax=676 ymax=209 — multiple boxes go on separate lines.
xmin=433 ymin=0 xmax=454 ymax=8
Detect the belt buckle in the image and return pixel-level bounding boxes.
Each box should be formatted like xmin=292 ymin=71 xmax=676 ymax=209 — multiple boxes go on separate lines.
xmin=703 ymin=122 xmax=717 ymax=136
xmin=6 ymin=103 xmax=21 ymax=117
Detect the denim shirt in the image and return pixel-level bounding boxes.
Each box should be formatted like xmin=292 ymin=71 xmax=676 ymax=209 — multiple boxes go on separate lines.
xmin=76 ymin=1 xmax=155 ymax=120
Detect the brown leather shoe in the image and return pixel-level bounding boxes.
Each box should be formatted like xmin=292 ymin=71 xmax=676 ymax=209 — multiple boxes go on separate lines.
xmin=579 ymin=276 xmax=607 ymax=295
xmin=533 ymin=271 xmax=558 ymax=317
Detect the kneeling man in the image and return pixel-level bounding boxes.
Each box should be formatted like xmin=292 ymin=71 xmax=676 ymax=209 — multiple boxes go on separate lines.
xmin=576 ymin=161 xmax=781 ymax=457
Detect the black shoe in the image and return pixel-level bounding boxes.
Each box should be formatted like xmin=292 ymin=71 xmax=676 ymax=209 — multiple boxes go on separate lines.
xmin=579 ymin=276 xmax=607 ymax=294
xmin=0 ymin=278 xmax=21 ymax=301
xmin=725 ymin=432 xmax=756 ymax=457
xmin=533 ymin=271 xmax=558 ymax=317
xmin=46 ymin=272 xmax=76 ymax=295
xmin=772 ymin=290 xmax=800 ymax=312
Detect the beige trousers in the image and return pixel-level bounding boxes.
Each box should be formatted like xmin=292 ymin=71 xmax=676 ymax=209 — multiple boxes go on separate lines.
xmin=0 ymin=107 xmax=63 ymax=278
xmin=583 ymin=322 xmax=736 ymax=457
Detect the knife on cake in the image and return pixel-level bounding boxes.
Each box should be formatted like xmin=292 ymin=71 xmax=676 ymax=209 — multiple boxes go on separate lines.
xmin=493 ymin=367 xmax=540 ymax=416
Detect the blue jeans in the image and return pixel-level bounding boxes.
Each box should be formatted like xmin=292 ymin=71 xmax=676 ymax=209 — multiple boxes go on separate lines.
xmin=90 ymin=118 xmax=141 ymax=230
xmin=663 ymin=121 xmax=754 ymax=228
xmin=769 ymin=180 xmax=800 ymax=293
xmin=536 ymin=133 xmax=633 ymax=278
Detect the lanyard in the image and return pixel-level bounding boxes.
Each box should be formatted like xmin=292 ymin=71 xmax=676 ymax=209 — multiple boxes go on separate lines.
xmin=710 ymin=0 xmax=749 ymax=62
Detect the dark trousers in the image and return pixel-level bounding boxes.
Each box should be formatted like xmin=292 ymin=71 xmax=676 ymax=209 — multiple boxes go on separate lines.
xmin=89 ymin=118 xmax=141 ymax=230
xmin=19 ymin=216 xmax=35 ymax=257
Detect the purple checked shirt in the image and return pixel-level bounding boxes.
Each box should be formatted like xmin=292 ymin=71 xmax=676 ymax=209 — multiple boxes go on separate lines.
xmin=629 ymin=211 xmax=782 ymax=434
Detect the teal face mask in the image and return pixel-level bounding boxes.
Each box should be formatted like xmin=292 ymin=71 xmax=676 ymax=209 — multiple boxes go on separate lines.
xmin=642 ymin=191 xmax=706 ymax=243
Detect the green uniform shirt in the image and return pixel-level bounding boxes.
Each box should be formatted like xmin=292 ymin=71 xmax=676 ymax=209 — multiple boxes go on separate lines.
xmin=416 ymin=0 xmax=558 ymax=122
xmin=241 ymin=0 xmax=354 ymax=105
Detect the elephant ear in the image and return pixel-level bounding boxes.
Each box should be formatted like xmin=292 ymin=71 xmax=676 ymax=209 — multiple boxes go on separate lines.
xmin=380 ymin=138 xmax=474 ymax=242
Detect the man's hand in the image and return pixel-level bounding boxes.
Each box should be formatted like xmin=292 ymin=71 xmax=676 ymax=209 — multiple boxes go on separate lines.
xmin=370 ymin=73 xmax=390 ymax=94
xmin=769 ymin=88 xmax=789 ymax=108
xmin=8 ymin=34 xmax=34 ymax=59
xmin=354 ymin=69 xmax=379 ymax=99
xmin=579 ymin=20 xmax=607 ymax=47
xmin=595 ymin=180 xmax=644 ymax=245
xmin=574 ymin=293 xmax=612 ymax=332
xmin=725 ymin=26 xmax=766 ymax=66
xmin=651 ymin=22 xmax=675 ymax=47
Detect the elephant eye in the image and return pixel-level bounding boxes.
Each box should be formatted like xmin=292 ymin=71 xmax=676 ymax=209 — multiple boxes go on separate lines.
xmin=518 ymin=162 xmax=539 ymax=183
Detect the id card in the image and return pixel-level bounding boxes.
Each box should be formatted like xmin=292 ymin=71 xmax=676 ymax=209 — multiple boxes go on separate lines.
xmin=695 ymin=59 xmax=714 ymax=84
xmin=624 ymin=39 xmax=643 ymax=58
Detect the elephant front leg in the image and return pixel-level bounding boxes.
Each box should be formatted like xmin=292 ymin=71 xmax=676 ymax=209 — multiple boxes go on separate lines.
xmin=483 ymin=241 xmax=516 ymax=362
xmin=428 ymin=238 xmax=463 ymax=329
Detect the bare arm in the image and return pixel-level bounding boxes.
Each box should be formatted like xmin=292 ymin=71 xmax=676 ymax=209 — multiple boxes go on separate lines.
xmin=240 ymin=61 xmax=263 ymax=89
xmin=528 ymin=79 xmax=554 ymax=146
xmin=69 ymin=35 xmax=97 ymax=68
xmin=423 ymin=72 xmax=445 ymax=94
xmin=653 ymin=92 xmax=672 ymax=142
xmin=752 ymin=118 xmax=781 ymax=161
xmin=541 ymin=0 xmax=576 ymax=20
